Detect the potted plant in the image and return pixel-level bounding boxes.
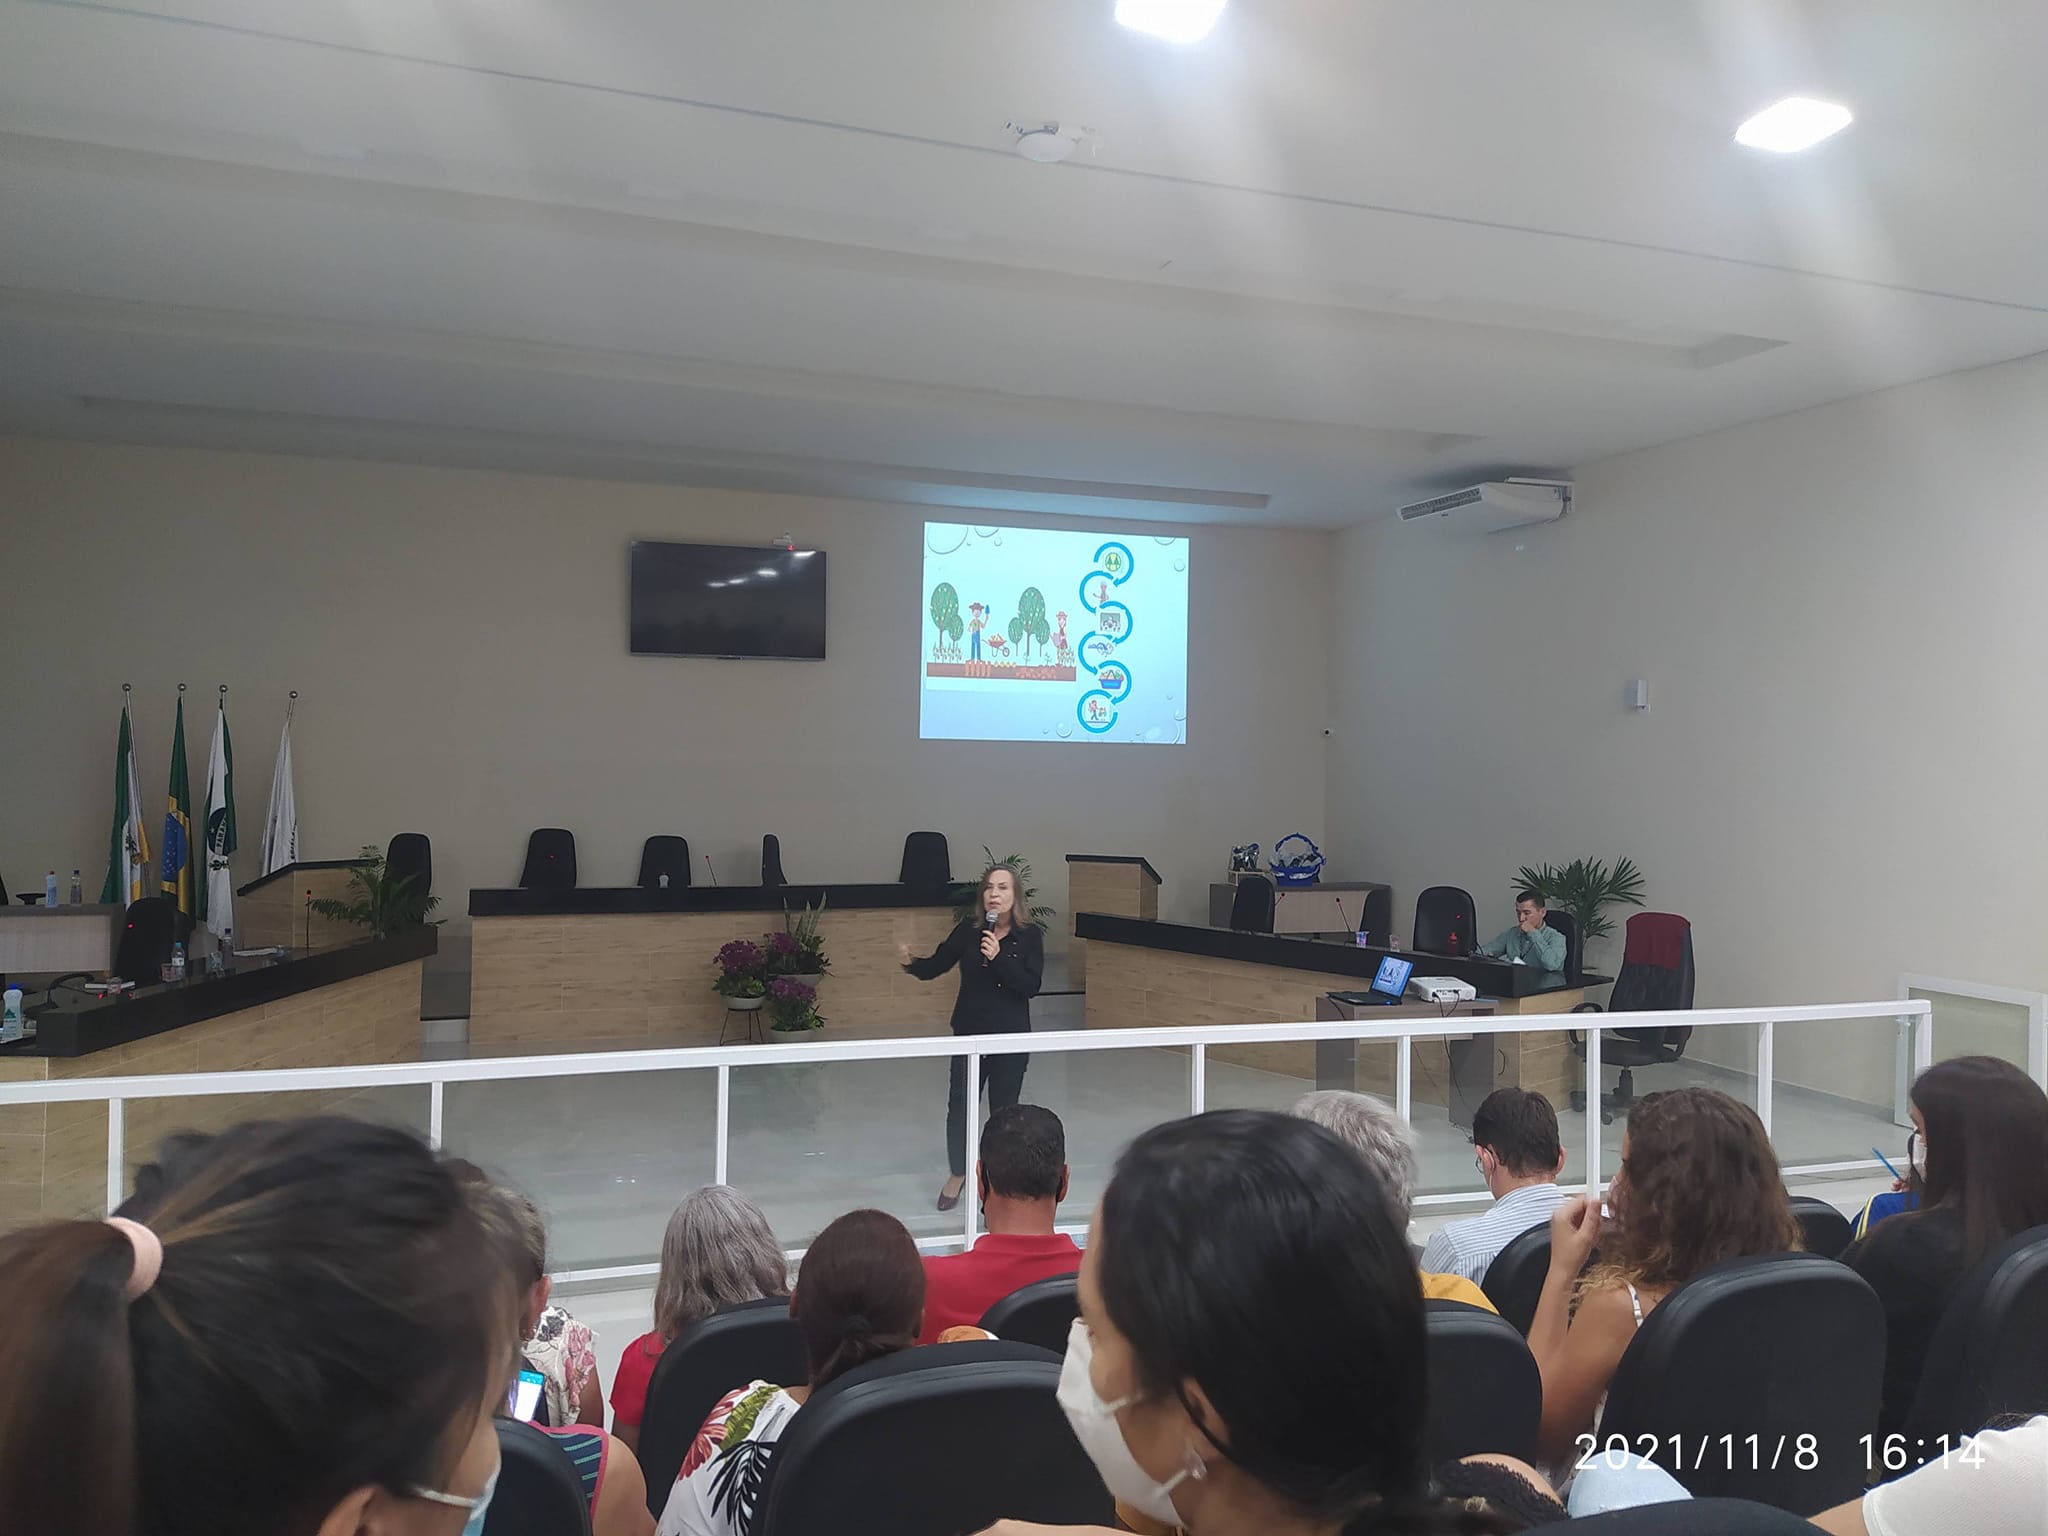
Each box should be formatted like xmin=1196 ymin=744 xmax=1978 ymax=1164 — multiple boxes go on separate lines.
xmin=765 ymin=977 xmax=824 ymax=1039
xmin=713 ymin=938 xmax=770 ymax=1011
xmin=769 ymin=899 xmax=831 ymax=989
xmin=307 ymin=844 xmax=440 ymax=939
xmin=1512 ymin=858 xmax=1647 ymax=956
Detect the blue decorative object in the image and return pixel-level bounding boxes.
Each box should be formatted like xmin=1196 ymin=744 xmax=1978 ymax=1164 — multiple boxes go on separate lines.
xmin=1268 ymin=833 xmax=1325 ymax=887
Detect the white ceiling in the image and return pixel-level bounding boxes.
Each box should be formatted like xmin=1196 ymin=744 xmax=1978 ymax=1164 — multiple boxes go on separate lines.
xmin=3 ymin=0 xmax=2046 ymax=528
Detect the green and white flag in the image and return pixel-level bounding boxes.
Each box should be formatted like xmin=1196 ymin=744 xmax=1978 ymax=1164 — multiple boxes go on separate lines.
xmin=99 ymin=697 xmax=152 ymax=905
xmin=198 ymin=694 xmax=237 ymax=940
xmin=258 ymin=703 xmax=298 ymax=877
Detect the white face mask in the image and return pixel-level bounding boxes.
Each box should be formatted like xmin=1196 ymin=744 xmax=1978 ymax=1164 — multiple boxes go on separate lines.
xmin=1056 ymin=1317 xmax=1205 ymax=1525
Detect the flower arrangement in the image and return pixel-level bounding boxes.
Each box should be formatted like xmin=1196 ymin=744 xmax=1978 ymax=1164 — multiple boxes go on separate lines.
xmin=766 ymin=977 xmax=823 ymax=1034
xmin=763 ymin=899 xmax=831 ymax=978
xmin=713 ymin=938 xmax=769 ymax=1000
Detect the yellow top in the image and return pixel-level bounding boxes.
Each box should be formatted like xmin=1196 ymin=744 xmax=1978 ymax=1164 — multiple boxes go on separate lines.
xmin=1423 ymin=1270 xmax=1499 ymax=1312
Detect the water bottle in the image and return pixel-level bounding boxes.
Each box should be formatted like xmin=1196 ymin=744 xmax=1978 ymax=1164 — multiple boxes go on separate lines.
xmin=44 ymin=870 xmax=59 ymax=907
xmin=1 ymin=987 xmax=22 ymax=1044
xmin=68 ymin=869 xmax=82 ymax=905
xmin=170 ymin=942 xmax=187 ymax=983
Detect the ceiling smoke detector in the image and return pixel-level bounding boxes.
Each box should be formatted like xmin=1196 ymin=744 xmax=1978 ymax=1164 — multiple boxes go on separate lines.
xmin=1007 ymin=121 xmax=1089 ymax=164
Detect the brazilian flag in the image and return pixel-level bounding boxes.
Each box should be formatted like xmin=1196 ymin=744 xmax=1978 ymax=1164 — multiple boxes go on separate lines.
xmin=160 ymin=696 xmax=195 ymax=936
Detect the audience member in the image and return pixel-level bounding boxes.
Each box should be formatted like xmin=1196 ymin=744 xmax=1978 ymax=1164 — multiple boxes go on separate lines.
xmin=0 ymin=1115 xmax=517 ymax=1536
xmin=1420 ymin=1088 xmax=1571 ymax=1283
xmin=921 ymin=1103 xmax=1082 ymax=1343
xmin=979 ymin=1109 xmax=1559 ymax=1536
xmin=1844 ymin=1056 xmax=2048 ymax=1436
xmin=1292 ymin=1089 xmax=1499 ymax=1312
xmin=612 ymin=1184 xmax=788 ymax=1452
xmin=657 ymin=1207 xmax=924 ymax=1536
xmin=529 ymin=1425 xmax=656 ymax=1536
xmin=1811 ymin=1415 xmax=2047 ymax=1535
xmin=478 ymin=1181 xmax=604 ymax=1427
xmin=1528 ymin=1086 xmax=1799 ymax=1463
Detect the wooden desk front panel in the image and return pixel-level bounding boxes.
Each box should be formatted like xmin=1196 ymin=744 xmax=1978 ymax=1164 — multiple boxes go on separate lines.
xmin=470 ymin=907 xmax=961 ymax=1049
xmin=1084 ymin=940 xmax=1575 ymax=1101
xmin=1067 ymin=861 xmax=1159 ymax=989
xmin=0 ymin=908 xmax=122 ymax=973
xmin=0 ymin=958 xmax=425 ymax=1231
xmin=239 ymin=868 xmax=370 ymax=951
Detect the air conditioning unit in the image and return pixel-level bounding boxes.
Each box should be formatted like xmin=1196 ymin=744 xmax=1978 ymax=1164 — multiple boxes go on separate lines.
xmin=1397 ymin=478 xmax=1571 ymax=533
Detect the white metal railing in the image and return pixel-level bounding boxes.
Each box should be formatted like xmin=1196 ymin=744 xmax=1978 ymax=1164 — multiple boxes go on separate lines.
xmin=0 ymin=999 xmax=1931 ymax=1284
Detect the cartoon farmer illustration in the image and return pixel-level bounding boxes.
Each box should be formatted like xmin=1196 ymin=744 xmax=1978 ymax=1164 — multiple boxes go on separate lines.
xmin=967 ymin=601 xmax=987 ymax=661
xmin=1052 ymin=610 xmax=1071 ymax=663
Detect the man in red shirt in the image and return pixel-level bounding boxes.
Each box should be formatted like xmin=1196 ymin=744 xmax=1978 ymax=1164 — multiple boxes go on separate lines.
xmin=918 ymin=1103 xmax=1081 ymax=1342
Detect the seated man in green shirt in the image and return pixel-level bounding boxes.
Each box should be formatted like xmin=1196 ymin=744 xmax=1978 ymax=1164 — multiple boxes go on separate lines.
xmin=1477 ymin=890 xmax=1567 ymax=971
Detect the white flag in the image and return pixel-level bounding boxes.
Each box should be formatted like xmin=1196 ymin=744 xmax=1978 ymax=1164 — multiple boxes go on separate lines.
xmin=200 ymin=697 xmax=237 ymax=943
xmin=259 ymin=709 xmax=298 ymax=877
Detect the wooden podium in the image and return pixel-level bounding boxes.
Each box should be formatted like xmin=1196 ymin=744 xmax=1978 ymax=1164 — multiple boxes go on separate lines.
xmin=235 ymin=858 xmax=375 ymax=950
xmin=1065 ymin=854 xmax=1161 ymax=989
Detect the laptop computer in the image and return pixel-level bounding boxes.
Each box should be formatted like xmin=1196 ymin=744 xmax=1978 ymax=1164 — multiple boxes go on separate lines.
xmin=1330 ymin=955 xmax=1416 ymax=1008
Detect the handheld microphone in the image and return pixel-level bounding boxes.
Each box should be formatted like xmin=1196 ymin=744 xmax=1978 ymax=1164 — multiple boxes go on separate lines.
xmin=983 ymin=907 xmax=998 ymax=966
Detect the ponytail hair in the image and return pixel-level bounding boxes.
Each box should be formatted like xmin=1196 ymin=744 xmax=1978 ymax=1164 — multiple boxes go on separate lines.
xmin=792 ymin=1209 xmax=923 ymax=1390
xmin=0 ymin=1116 xmax=519 ymax=1536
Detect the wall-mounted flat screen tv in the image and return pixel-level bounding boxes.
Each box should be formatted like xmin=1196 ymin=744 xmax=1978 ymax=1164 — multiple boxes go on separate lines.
xmin=628 ymin=540 xmax=827 ymax=660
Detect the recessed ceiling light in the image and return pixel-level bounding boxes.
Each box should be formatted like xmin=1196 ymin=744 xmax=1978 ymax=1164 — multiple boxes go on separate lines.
xmin=1735 ymin=97 xmax=1852 ymax=152
xmin=1115 ymin=0 xmax=1227 ymax=43
xmin=756 ymin=567 xmax=777 ymax=578
xmin=707 ymin=580 xmax=725 ymax=588
xmin=791 ymin=550 xmax=816 ymax=559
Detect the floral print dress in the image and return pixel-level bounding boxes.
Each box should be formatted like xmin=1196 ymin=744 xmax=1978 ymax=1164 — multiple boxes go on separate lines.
xmin=524 ymin=1302 xmax=598 ymax=1427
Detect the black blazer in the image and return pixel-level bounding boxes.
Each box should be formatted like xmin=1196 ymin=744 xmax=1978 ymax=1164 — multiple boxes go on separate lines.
xmin=905 ymin=919 xmax=1044 ymax=1036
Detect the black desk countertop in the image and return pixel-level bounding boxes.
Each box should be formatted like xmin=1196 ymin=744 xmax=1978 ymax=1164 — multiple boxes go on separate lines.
xmin=7 ymin=927 xmax=436 ymax=1058
xmin=468 ymin=883 xmax=960 ymax=918
xmin=1073 ymin=914 xmax=1606 ymax=999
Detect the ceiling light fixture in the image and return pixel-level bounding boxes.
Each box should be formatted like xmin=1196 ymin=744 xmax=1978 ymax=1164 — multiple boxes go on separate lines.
xmin=1734 ymin=97 xmax=1852 ymax=152
xmin=756 ymin=567 xmax=778 ymax=578
xmin=1008 ymin=121 xmax=1086 ymax=164
xmin=1115 ymin=0 xmax=1227 ymax=43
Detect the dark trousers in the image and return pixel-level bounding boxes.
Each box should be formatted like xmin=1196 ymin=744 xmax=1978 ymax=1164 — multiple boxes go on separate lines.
xmin=947 ymin=1049 xmax=1029 ymax=1177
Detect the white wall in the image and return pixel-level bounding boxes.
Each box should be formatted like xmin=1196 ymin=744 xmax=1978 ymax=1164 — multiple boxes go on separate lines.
xmin=0 ymin=437 xmax=1329 ymax=945
xmin=1328 ymin=349 xmax=2048 ymax=1103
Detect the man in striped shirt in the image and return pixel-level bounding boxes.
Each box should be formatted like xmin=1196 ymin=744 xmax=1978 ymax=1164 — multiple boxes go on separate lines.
xmin=1420 ymin=1087 xmax=1572 ymax=1284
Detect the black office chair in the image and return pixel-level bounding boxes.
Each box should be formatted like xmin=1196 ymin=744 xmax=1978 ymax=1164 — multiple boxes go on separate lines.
xmin=1479 ymin=1222 xmax=1561 ymax=1338
xmin=978 ymin=1273 xmax=1081 ymax=1353
xmin=761 ymin=834 xmax=788 ymax=887
xmin=1570 ymin=911 xmax=1695 ymax=1124
xmin=1413 ymin=886 xmax=1477 ymax=955
xmin=1899 ymin=1222 xmax=2048 ymax=1453
xmin=1228 ymin=874 xmax=1276 ymax=934
xmin=636 ymin=835 xmax=691 ymax=890
xmin=483 ymin=1418 xmax=591 ymax=1536
xmin=384 ymin=832 xmax=432 ymax=902
xmin=754 ymin=1341 xmax=1114 ymax=1536
xmin=1358 ymin=886 xmax=1393 ymax=947
xmin=898 ymin=830 xmax=952 ymax=890
xmin=518 ymin=828 xmax=578 ymax=891
xmin=1543 ymin=908 xmax=1583 ymax=980
xmin=1787 ymin=1195 xmax=1855 ymax=1260
xmin=1423 ymin=1299 xmax=1541 ymax=1463
xmin=636 ymin=1297 xmax=807 ymax=1518
xmin=1537 ymin=1502 xmax=1819 ymax=1534
xmin=1596 ymin=1251 xmax=1884 ymax=1513
xmin=113 ymin=896 xmax=177 ymax=983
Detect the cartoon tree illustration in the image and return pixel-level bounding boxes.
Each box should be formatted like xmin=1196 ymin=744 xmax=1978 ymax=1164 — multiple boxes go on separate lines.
xmin=1007 ymin=586 xmax=1051 ymax=662
xmin=930 ymin=582 xmax=964 ymax=659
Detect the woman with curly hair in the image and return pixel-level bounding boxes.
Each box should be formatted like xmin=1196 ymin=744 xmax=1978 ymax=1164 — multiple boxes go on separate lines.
xmin=1528 ymin=1087 xmax=1800 ymax=1463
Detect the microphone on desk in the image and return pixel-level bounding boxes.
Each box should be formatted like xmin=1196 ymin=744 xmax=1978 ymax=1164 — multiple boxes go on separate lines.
xmin=703 ymin=854 xmax=720 ymax=886
xmin=983 ymin=907 xmax=998 ymax=965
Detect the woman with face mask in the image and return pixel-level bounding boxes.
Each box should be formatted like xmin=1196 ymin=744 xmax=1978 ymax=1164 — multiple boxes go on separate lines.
xmin=979 ymin=1110 xmax=1559 ymax=1536
xmin=0 ymin=1115 xmax=520 ymax=1536
xmin=900 ymin=863 xmax=1045 ymax=1212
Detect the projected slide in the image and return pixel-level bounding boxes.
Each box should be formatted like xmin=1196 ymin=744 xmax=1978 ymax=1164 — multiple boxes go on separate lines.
xmin=919 ymin=522 xmax=1189 ymax=744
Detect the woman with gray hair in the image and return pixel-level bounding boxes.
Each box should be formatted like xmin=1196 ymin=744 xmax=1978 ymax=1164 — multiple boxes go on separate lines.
xmin=1291 ymin=1089 xmax=1499 ymax=1312
xmin=610 ymin=1185 xmax=788 ymax=1451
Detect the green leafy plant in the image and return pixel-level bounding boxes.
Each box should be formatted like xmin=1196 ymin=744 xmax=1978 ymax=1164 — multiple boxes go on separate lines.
xmin=766 ymin=977 xmax=824 ymax=1033
xmin=307 ymin=845 xmax=439 ymax=937
xmin=1512 ymin=858 xmax=1647 ymax=947
xmin=929 ymin=582 xmax=964 ymax=660
xmin=1008 ymin=586 xmax=1050 ymax=663
xmin=764 ymin=898 xmax=830 ymax=978
xmin=951 ymin=846 xmax=1057 ymax=931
